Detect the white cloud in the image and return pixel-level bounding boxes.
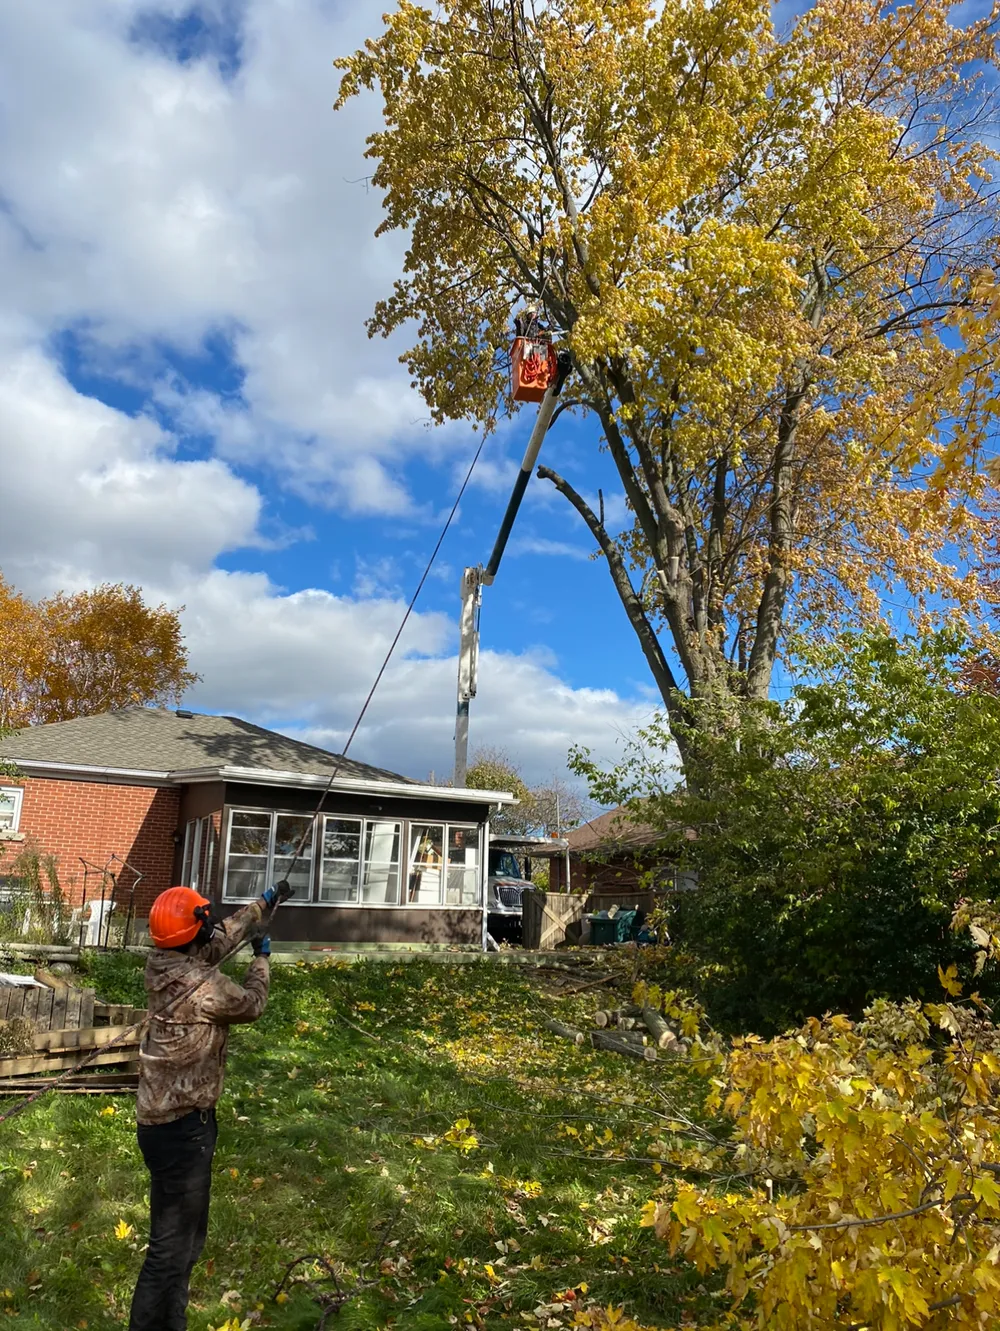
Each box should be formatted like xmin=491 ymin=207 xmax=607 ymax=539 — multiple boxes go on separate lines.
xmin=0 ymin=2 xmax=660 ymax=789
xmin=508 ymin=536 xmax=595 ymax=561
xmin=0 ymin=338 xmax=261 ymax=593
xmin=0 ymin=0 xmax=471 ymax=516
xmin=174 ymin=571 xmax=657 ymax=785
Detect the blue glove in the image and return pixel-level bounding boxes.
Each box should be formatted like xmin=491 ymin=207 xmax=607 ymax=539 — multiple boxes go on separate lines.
xmin=252 ymin=934 xmax=271 ymax=958
xmin=262 ymin=880 xmax=293 ymax=908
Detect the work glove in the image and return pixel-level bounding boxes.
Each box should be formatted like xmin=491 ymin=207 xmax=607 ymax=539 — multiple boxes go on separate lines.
xmin=252 ymin=934 xmax=271 ymax=958
xmin=262 ymin=880 xmax=294 ymax=908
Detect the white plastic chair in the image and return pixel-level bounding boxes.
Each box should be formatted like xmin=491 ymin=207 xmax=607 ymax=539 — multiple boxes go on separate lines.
xmin=82 ymin=899 xmax=115 ymax=947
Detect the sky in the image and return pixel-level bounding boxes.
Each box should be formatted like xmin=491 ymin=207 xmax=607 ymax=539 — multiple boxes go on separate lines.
xmin=0 ymin=0 xmax=667 ymax=788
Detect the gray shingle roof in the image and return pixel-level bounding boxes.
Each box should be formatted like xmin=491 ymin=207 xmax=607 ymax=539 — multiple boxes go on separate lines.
xmin=0 ymin=708 xmax=411 ymax=784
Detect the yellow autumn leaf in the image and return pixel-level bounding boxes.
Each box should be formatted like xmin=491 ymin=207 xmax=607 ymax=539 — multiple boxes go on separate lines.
xmin=114 ymin=1220 xmax=134 ymax=1241
xmin=938 ymin=963 xmax=964 ymax=997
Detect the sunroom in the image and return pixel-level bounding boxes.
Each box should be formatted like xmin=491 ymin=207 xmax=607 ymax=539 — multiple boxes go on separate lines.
xmin=177 ymin=768 xmax=513 ymax=949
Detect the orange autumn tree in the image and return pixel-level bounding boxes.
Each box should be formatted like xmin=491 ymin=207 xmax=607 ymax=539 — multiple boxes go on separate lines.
xmin=338 ymin=0 xmax=1000 ymax=769
xmin=0 ymin=575 xmax=198 ymax=730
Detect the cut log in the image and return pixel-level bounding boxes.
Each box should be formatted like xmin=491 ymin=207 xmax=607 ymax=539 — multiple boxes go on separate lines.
xmin=1 ymin=943 xmax=79 ymax=959
xmin=641 ymin=1007 xmax=682 ymax=1052
xmin=543 ymin=1019 xmax=586 ymax=1046
xmin=615 ymin=1029 xmax=650 ymax=1047
xmin=590 ymin=1031 xmax=657 ymax=1062
xmin=593 ymin=1009 xmax=612 ymax=1028
xmin=33 ymin=969 xmax=71 ymax=991
xmin=616 ymin=1016 xmax=637 ymax=1031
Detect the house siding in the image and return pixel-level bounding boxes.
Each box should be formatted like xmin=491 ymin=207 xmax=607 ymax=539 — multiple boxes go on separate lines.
xmin=0 ymin=775 xmax=180 ymax=915
xmin=218 ymin=902 xmax=482 ymax=946
xmin=550 ymin=854 xmax=648 ymax=895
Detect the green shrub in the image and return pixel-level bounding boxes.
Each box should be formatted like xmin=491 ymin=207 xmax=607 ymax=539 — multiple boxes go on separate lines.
xmin=574 ymin=631 xmax=1000 ymax=1034
xmin=76 ymin=950 xmax=147 ymax=1006
xmin=0 ymin=840 xmax=71 ymax=945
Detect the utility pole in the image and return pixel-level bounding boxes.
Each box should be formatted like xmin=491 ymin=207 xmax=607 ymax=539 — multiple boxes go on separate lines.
xmin=453 ymin=350 xmax=572 ymax=786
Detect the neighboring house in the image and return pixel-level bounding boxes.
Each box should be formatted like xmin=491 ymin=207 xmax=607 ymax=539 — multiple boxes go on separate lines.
xmin=0 ymin=708 xmax=514 ymax=948
xmin=548 ymin=806 xmax=696 ymax=897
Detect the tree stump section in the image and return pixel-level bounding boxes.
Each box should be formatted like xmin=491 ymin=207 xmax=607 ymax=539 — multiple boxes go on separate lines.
xmin=642 ymin=1007 xmax=682 ymax=1052
xmin=615 ymin=1029 xmax=650 ymax=1047
xmin=543 ymin=1019 xmax=585 ymax=1046
xmin=590 ymin=1031 xmax=657 ymax=1062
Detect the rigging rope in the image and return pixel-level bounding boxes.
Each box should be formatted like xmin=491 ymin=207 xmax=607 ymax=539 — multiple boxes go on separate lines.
xmin=0 ymin=434 xmax=488 ymax=1124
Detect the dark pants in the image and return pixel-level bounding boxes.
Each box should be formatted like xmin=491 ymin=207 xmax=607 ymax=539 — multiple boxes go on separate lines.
xmin=128 ymin=1109 xmax=218 ymax=1331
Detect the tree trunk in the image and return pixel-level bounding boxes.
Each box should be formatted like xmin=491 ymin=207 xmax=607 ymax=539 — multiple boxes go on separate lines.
xmin=590 ymin=1031 xmax=657 ymax=1061
xmin=642 ymin=1007 xmax=682 ymax=1052
xmin=543 ymin=1019 xmax=585 ymax=1045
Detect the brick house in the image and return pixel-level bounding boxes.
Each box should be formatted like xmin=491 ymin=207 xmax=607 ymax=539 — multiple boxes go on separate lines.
xmin=548 ymin=806 xmax=696 ymax=901
xmin=0 ymin=708 xmax=513 ymax=949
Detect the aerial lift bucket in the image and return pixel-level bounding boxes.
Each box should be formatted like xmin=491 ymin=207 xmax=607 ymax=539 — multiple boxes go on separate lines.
xmin=511 ymin=335 xmax=558 ymax=402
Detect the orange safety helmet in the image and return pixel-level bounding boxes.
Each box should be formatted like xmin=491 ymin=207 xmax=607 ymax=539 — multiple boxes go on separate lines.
xmin=149 ymin=886 xmax=211 ymax=949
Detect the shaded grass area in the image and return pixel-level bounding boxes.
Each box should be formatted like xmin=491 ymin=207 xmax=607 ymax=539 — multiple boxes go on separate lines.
xmin=0 ymin=958 xmax=715 ymax=1329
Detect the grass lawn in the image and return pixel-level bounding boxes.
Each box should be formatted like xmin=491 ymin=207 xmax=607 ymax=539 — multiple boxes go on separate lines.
xmin=0 ymin=956 xmax=716 ymax=1330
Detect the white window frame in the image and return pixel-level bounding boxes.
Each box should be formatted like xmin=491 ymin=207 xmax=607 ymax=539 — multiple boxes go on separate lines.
xmin=222 ymin=807 xmax=485 ymax=909
xmin=317 ymin=815 xmax=404 ymax=907
xmin=180 ymin=816 xmax=218 ymax=893
xmin=405 ymin=821 xmax=483 ymax=908
xmin=0 ymin=786 xmax=23 ymax=836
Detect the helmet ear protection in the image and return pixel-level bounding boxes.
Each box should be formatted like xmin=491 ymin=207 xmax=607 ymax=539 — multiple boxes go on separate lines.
xmin=192 ymin=902 xmax=217 ymax=947
xmin=149 ymin=887 xmax=214 ymax=949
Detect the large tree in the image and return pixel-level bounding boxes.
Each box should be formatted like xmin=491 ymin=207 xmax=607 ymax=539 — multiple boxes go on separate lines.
xmin=0 ymin=575 xmax=198 ymax=729
xmin=465 ymin=745 xmax=592 ymax=834
xmin=338 ymin=0 xmax=1000 ymax=769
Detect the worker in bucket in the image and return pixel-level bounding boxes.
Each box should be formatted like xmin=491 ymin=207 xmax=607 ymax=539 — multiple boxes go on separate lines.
xmin=128 ymin=877 xmax=292 ymax=1330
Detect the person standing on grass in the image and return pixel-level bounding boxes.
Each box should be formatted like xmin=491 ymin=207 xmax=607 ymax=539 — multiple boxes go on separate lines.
xmin=128 ymin=878 xmax=292 ymax=1331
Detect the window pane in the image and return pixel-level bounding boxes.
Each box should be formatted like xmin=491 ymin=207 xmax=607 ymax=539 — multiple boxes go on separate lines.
xmin=275 ymin=814 xmax=314 ymax=859
xmin=225 ymin=865 xmax=269 ymax=899
xmin=230 ymin=811 xmax=270 ymax=857
xmin=446 ymin=827 xmax=480 ymax=905
xmin=324 ymin=819 xmax=361 ymax=859
xmin=362 ymin=821 xmax=401 ymax=905
xmin=321 ymin=861 xmax=360 ymax=903
xmin=181 ymin=822 xmax=194 ymax=885
xmin=225 ymin=812 xmax=272 ymax=900
xmin=272 ymin=855 xmax=314 ymax=901
xmin=407 ymin=825 xmax=444 ymax=905
xmin=446 ymin=868 xmax=479 ymax=906
xmin=271 ymin=815 xmax=315 ymax=900
xmin=320 ymin=817 xmax=361 ymax=903
xmin=0 ymin=788 xmax=21 ymax=833
xmin=201 ymin=817 xmax=217 ymax=895
xmin=229 ymin=826 xmax=269 ymax=857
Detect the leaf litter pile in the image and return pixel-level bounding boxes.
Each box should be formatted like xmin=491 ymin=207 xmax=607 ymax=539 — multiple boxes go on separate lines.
xmin=0 ymin=956 xmax=718 ymax=1330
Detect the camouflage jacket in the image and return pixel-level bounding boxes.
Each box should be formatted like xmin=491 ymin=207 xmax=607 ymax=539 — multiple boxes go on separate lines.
xmin=136 ymin=900 xmax=270 ymax=1125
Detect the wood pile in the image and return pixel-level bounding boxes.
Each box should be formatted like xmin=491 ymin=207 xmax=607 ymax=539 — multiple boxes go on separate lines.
xmin=0 ymin=972 xmax=145 ymax=1095
xmin=543 ymin=1002 xmax=687 ymax=1064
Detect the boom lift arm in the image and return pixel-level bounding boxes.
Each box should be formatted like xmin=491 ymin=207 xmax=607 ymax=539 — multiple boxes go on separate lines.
xmin=454 ymin=347 xmax=572 ymax=786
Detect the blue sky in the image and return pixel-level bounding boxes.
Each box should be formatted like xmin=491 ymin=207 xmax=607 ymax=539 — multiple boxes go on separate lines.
xmin=0 ymin=0 xmax=666 ymax=786
xmin=1 ymin=1 xmax=991 ymax=786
